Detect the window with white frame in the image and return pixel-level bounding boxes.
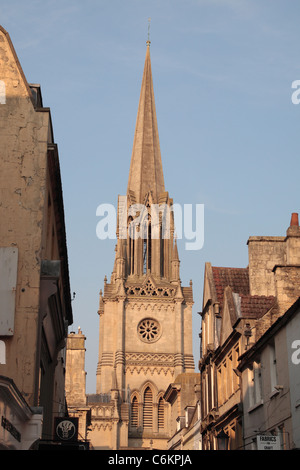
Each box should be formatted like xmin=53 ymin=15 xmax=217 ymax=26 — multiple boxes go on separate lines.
xmin=269 ymin=342 xmax=278 ymax=393
xmin=0 ymin=341 xmax=5 ymax=364
xmin=248 ymin=360 xmax=262 ymax=407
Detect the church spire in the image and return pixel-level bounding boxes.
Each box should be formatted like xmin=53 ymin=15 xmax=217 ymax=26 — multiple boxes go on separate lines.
xmin=127 ymin=43 xmax=165 ymax=203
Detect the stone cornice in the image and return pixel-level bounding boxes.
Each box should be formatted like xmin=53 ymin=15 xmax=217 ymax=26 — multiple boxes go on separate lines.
xmin=0 ymin=375 xmax=33 ymax=421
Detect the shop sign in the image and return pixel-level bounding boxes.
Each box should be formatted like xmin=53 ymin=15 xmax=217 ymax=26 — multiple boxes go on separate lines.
xmin=54 ymin=417 xmax=78 ymax=442
xmin=257 ymin=435 xmax=280 ymax=450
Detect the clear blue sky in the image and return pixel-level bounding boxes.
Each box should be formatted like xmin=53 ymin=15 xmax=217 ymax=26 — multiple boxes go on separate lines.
xmin=2 ymin=0 xmax=300 ymax=393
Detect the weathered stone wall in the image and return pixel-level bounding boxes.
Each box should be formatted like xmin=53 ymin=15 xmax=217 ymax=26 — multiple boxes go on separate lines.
xmin=0 ymin=26 xmax=49 ymax=404
xmin=66 ymin=330 xmax=87 ymax=407
xmin=248 ymin=237 xmax=286 ymax=297
xmin=274 ymin=265 xmax=300 ymax=314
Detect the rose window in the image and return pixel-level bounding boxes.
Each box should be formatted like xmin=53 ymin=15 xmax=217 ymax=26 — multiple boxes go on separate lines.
xmin=138 ymin=318 xmax=161 ymax=343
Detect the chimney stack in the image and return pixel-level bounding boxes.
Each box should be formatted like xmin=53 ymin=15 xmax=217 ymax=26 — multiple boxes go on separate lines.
xmin=287 ymin=212 xmax=300 ymax=237
xmin=290 ymin=212 xmax=299 ymax=227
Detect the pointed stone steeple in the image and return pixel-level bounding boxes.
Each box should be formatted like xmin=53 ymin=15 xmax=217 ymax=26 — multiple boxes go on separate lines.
xmin=127 ymin=43 xmax=165 ymax=204
xmin=94 ymin=40 xmax=195 ymax=450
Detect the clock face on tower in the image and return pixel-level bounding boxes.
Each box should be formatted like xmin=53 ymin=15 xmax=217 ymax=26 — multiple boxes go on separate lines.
xmin=137 ymin=318 xmax=161 ymax=343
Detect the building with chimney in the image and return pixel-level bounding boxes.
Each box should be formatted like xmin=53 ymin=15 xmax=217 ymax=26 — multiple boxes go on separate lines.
xmin=82 ymin=41 xmax=195 ymax=450
xmin=199 ymin=213 xmax=300 ymax=449
xmin=0 ymin=25 xmax=73 ymax=449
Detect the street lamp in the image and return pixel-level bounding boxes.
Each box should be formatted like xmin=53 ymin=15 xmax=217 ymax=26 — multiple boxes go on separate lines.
xmin=216 ymin=429 xmax=229 ymax=450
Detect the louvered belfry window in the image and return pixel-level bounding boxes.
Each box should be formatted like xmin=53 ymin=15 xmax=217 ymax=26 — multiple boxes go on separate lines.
xmin=143 ymin=387 xmax=153 ymax=428
xmin=131 ymin=396 xmax=138 ymax=427
xmin=158 ymin=397 xmax=164 ymax=429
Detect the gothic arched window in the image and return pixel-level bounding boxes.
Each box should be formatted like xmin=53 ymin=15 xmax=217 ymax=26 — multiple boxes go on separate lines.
xmin=158 ymin=397 xmax=165 ymax=430
xmin=143 ymin=387 xmax=153 ymax=428
xmin=131 ymin=396 xmax=138 ymax=427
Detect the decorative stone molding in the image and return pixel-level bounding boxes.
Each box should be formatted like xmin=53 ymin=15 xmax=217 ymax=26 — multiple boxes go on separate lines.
xmin=91 ymin=405 xmax=114 ymax=418
xmin=99 ymin=352 xmax=114 ymax=366
xmin=126 ymin=302 xmax=175 ymax=312
xmin=184 ymin=354 xmax=195 ymax=369
xmin=125 ymin=352 xmax=175 ymax=376
xmin=125 ymin=279 xmax=175 ymax=298
xmin=126 ymin=352 xmax=174 ymax=364
xmin=174 ymin=353 xmax=184 ymax=367
xmin=115 ymin=350 xmax=125 ymax=366
xmin=90 ymin=422 xmax=113 ymax=432
xmin=125 ymin=365 xmax=175 ymax=377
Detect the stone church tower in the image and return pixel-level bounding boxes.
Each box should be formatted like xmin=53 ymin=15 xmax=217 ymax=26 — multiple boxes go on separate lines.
xmin=87 ymin=42 xmax=194 ymax=450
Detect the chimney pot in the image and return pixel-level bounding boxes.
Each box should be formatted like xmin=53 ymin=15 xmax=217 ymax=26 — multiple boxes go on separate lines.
xmin=290 ymin=213 xmax=299 ymax=227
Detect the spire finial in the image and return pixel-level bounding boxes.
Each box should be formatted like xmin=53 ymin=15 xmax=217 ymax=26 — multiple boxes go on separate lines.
xmin=146 ymin=17 xmax=151 ymax=46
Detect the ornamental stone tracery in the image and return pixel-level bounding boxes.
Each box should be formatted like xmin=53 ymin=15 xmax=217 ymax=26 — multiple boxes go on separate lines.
xmin=137 ymin=318 xmax=161 ymax=343
xmin=125 ymin=279 xmax=175 ymax=298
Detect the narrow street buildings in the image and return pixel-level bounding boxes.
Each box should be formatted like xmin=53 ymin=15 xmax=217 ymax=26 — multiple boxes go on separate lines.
xmin=0 ymin=26 xmax=73 ymax=449
xmin=164 ymin=373 xmax=201 ymax=450
xmin=238 ymin=297 xmax=300 ymax=450
xmin=199 ymin=214 xmax=300 ymax=449
xmin=2 ymin=22 xmax=299 ymax=452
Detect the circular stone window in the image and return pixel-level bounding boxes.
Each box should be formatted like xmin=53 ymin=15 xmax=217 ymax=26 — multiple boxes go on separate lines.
xmin=137 ymin=318 xmax=161 ymax=343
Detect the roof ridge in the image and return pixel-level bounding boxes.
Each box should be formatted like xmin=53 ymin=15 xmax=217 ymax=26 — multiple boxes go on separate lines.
xmin=212 ymin=266 xmax=249 ymax=270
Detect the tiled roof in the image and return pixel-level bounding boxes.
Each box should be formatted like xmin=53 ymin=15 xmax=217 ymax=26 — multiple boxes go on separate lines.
xmin=240 ymin=295 xmax=276 ymax=319
xmin=211 ymin=266 xmax=276 ymax=319
xmin=212 ymin=266 xmax=250 ymax=305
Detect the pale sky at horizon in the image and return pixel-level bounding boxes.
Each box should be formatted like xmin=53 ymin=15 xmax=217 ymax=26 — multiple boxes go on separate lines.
xmin=1 ymin=0 xmax=300 ymax=393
